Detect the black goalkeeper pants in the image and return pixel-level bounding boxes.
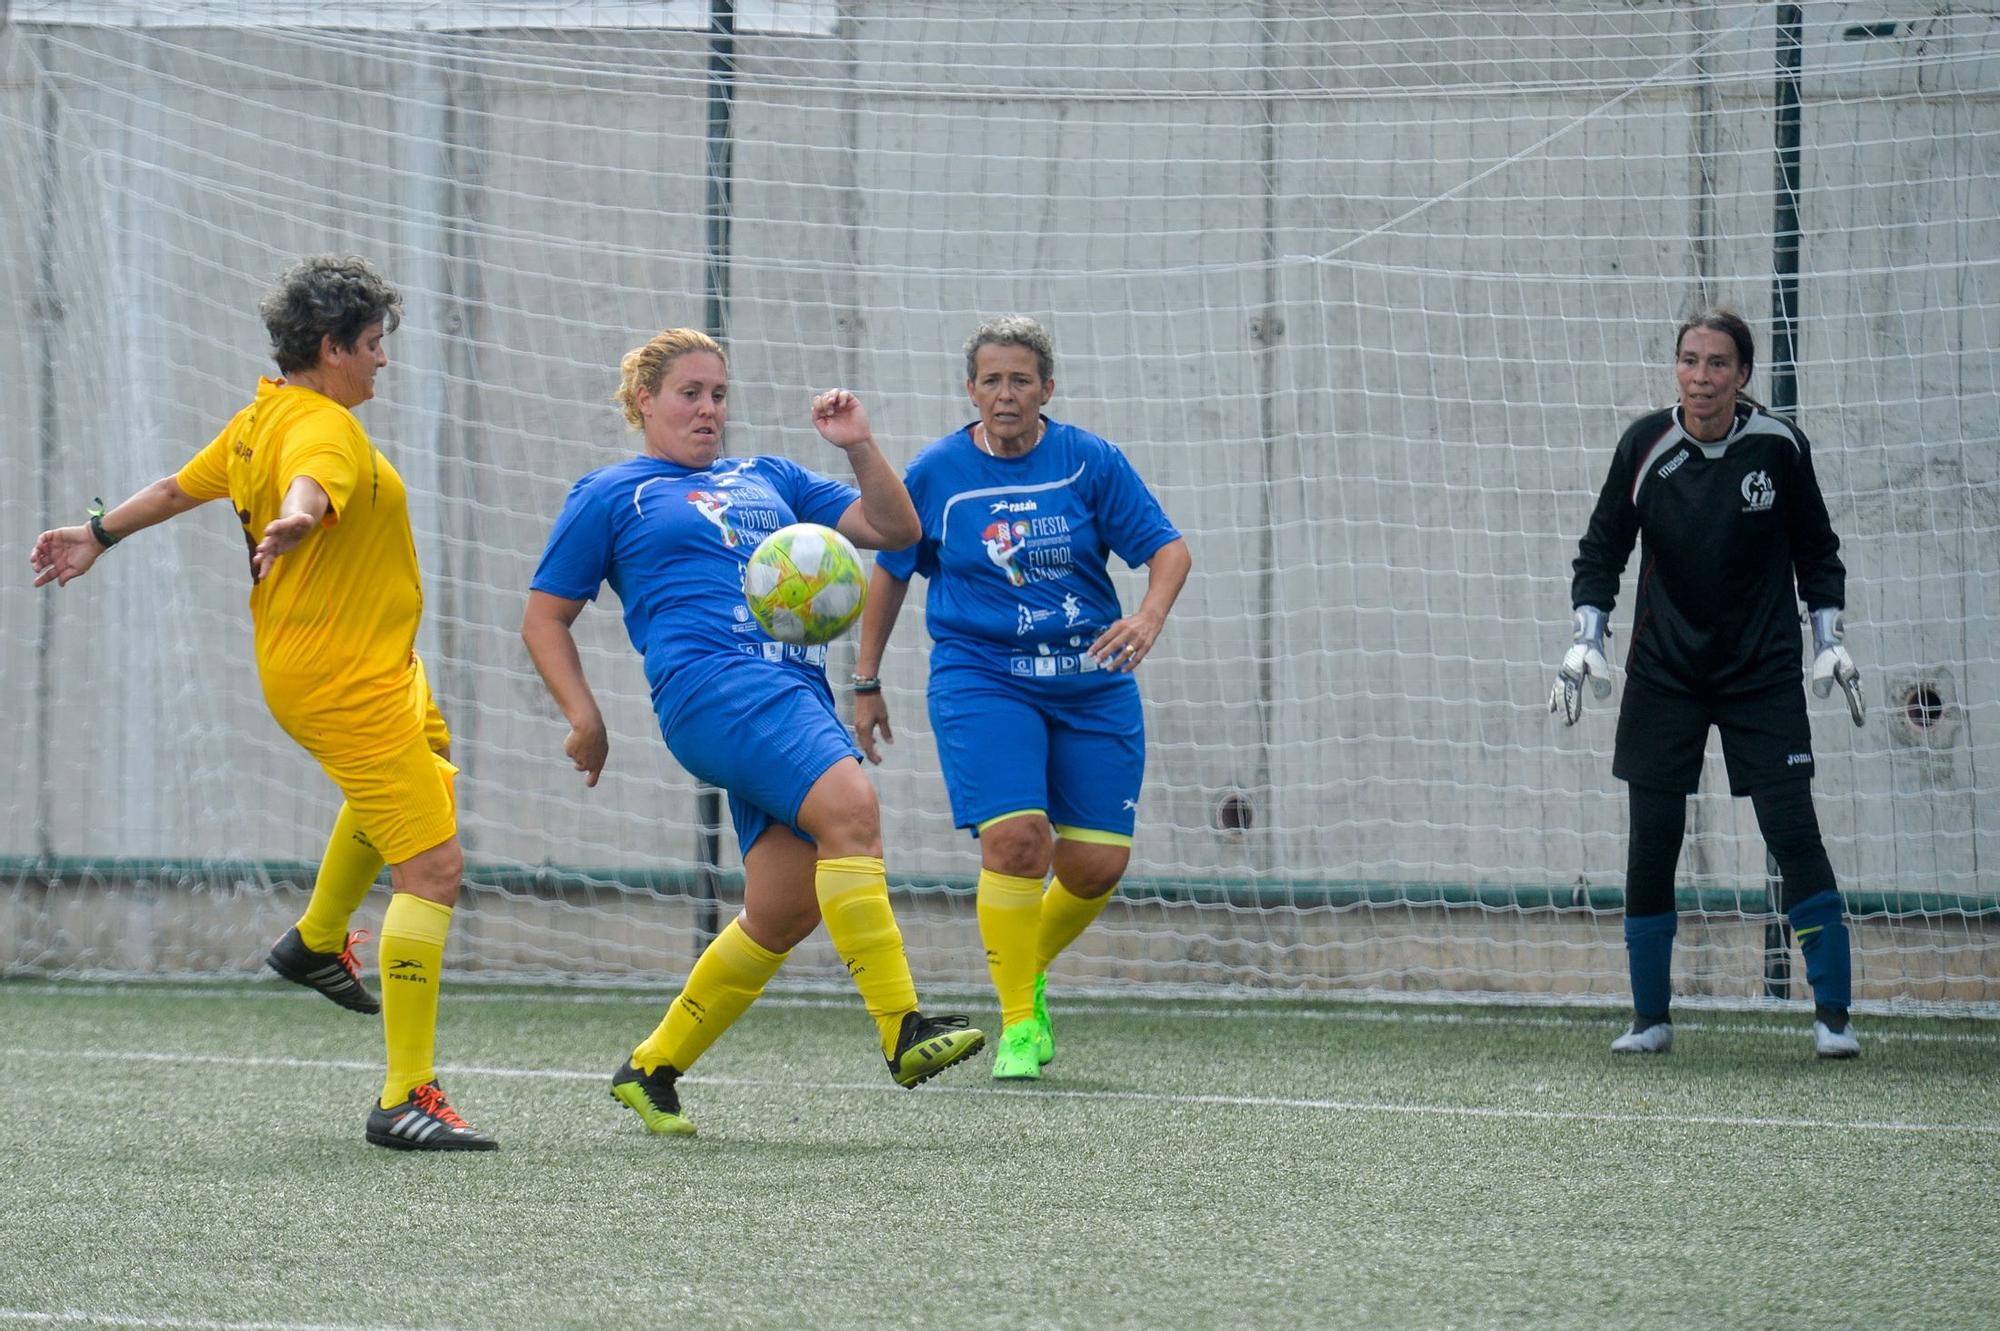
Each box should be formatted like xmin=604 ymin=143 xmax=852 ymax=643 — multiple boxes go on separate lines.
xmin=1624 ymin=778 xmax=1836 ymax=918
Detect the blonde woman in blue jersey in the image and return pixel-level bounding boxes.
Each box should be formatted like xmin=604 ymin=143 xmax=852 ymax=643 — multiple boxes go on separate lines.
xmin=521 ymin=328 xmax=985 ymax=1136
xmin=853 ymin=315 xmax=1191 ymax=1080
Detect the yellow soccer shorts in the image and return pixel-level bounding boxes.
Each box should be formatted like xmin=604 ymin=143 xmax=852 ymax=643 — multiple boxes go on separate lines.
xmin=274 ymin=653 xmax=459 ymax=865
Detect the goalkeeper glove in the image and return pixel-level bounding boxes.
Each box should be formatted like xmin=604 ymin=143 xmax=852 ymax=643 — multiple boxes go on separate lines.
xmin=1810 ymin=607 xmax=1865 ymax=727
xmin=1549 ymin=606 xmax=1613 ymax=726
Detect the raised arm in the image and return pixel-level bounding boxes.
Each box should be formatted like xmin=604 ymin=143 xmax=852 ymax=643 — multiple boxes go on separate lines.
xmin=521 ymin=589 xmax=609 ymax=786
xmin=810 ymin=389 xmax=920 ymax=550
xmin=30 ymin=475 xmax=206 ymax=588
xmin=851 ymin=564 xmax=912 ymax=764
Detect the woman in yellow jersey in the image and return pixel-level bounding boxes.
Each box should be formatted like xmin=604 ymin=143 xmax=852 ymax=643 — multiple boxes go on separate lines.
xmin=30 ymin=254 xmax=494 ymax=1152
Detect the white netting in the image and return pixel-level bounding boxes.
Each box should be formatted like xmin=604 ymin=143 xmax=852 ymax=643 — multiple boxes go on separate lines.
xmin=2 ymin=1 xmax=1995 ymax=1007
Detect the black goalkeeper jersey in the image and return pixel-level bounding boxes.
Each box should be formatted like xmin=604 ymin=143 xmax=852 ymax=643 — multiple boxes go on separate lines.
xmin=1569 ymin=401 xmax=1845 ymax=699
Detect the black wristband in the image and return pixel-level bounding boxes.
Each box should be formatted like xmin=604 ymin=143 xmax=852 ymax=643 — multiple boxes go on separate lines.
xmin=88 ymin=499 xmax=120 ymax=549
xmin=850 ymin=675 xmax=882 ymax=695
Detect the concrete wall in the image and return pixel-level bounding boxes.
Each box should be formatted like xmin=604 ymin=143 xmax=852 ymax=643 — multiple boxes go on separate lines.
xmin=2 ymin=4 xmax=1994 ymax=997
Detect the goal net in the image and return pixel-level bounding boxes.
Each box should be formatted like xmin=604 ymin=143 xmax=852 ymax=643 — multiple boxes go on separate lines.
xmin=3 ymin=1 xmax=1995 ymax=1010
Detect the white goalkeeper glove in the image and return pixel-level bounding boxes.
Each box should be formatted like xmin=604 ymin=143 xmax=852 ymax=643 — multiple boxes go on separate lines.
xmin=1810 ymin=607 xmax=1865 ymax=727
xmin=1549 ymin=606 xmax=1613 ymax=726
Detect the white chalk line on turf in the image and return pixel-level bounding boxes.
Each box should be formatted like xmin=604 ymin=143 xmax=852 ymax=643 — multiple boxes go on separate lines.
xmin=0 ymin=1310 xmax=465 ymax=1331
xmin=5 ymin=1044 xmax=1996 ymax=1137
xmin=6 ymin=982 xmax=1996 ymax=1045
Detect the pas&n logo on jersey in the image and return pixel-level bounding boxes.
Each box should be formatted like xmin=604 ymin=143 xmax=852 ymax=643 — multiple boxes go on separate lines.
xmin=1740 ymin=470 xmax=1775 ymax=513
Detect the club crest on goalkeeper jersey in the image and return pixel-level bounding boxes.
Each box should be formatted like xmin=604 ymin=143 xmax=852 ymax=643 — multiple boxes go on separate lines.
xmin=530 ymin=453 xmax=858 ymax=717
xmin=175 ymin=378 xmax=425 ymax=750
xmin=1569 ymin=401 xmax=1845 ymax=698
xmin=875 ymin=418 xmax=1179 ymax=675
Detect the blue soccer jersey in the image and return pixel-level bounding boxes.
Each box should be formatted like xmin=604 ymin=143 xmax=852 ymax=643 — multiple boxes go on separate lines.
xmin=876 ymin=418 xmax=1180 ymax=676
xmin=531 ymin=453 xmax=858 ymax=721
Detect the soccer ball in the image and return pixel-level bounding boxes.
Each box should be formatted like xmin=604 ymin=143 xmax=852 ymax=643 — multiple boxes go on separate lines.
xmin=742 ymin=522 xmax=867 ymax=645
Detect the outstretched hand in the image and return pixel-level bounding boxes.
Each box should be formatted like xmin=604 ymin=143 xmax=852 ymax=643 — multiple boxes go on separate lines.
xmin=811 ymin=389 xmax=874 ymax=450
xmin=29 ymin=525 xmax=103 ymax=588
xmin=252 ymin=512 xmax=318 ymax=580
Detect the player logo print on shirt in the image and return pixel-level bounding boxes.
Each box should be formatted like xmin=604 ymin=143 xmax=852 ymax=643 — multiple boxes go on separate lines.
xmin=1062 ymin=592 xmax=1083 ymax=627
xmin=688 ymin=490 xmax=741 ymax=546
xmin=1741 ymin=470 xmax=1776 ymax=513
xmin=984 ymin=519 xmax=1029 ymax=586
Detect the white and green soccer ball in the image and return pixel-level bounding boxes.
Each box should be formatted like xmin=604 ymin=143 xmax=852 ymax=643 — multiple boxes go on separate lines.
xmin=742 ymin=522 xmax=867 ymax=645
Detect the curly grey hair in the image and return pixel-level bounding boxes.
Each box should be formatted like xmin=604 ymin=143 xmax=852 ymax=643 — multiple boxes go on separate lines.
xmin=963 ymin=314 xmax=1055 ymax=383
xmin=258 ymin=254 xmax=403 ymax=374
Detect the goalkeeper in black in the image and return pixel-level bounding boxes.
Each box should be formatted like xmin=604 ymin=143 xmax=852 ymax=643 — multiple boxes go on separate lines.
xmin=1550 ymin=308 xmax=1865 ymax=1058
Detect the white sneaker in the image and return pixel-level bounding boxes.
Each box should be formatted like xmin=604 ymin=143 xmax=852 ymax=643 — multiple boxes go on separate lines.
xmin=1814 ymin=1019 xmax=1861 ymax=1059
xmin=1611 ymin=1021 xmax=1673 ymax=1054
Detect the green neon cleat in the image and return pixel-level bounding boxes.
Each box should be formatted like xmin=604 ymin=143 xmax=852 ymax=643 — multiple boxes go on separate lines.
xmin=1031 ymin=971 xmax=1054 ymax=1065
xmin=992 ymin=1018 xmax=1043 ymax=1081
xmin=610 ymin=1059 xmax=696 ymax=1136
xmin=888 ymin=1012 xmax=985 ymax=1088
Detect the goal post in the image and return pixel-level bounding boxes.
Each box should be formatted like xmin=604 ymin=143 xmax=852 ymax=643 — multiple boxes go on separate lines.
xmin=3 ymin=2 xmax=1995 ymax=1010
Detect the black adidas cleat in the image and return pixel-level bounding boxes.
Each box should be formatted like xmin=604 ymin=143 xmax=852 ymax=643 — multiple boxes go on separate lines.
xmin=610 ymin=1059 xmax=696 ymax=1136
xmin=267 ymin=927 xmax=380 ymax=1014
xmin=365 ymin=1080 xmax=497 ymax=1152
xmin=887 ymin=1011 xmax=985 ymax=1088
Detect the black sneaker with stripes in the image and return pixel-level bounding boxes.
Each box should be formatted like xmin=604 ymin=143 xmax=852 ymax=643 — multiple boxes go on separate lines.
xmin=266 ymin=926 xmax=380 ymax=1014
xmin=365 ymin=1080 xmax=498 ymax=1152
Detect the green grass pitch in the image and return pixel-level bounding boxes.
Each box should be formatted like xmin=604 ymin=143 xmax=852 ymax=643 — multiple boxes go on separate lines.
xmin=1 ymin=980 xmax=1995 ymax=1330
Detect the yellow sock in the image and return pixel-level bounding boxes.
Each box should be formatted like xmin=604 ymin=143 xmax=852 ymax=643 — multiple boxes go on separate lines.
xmin=296 ymin=803 xmax=385 ymax=953
xmin=378 ymin=893 xmax=452 ymax=1107
xmin=632 ymin=917 xmax=789 ymax=1075
xmin=977 ymin=868 xmax=1045 ymax=1028
xmin=816 ymin=855 xmax=918 ymax=1057
xmin=1036 ymin=876 xmax=1114 ymax=974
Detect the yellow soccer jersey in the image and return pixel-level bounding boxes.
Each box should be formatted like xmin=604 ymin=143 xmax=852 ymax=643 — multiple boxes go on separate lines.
xmin=177 ymin=378 xmax=425 ymax=755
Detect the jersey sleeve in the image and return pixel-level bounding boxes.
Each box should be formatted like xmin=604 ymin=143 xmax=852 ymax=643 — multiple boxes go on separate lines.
xmin=175 ymin=430 xmax=232 ymax=503
xmin=530 ymin=475 xmax=615 ymax=602
xmin=770 ymin=455 xmax=862 ymax=530
xmin=281 ymin=407 xmax=364 ymax=521
xmin=1784 ymin=423 xmax=1846 ymax=611
xmin=1092 ymin=441 xmax=1180 ymax=566
xmin=1569 ymin=425 xmax=1643 ymax=613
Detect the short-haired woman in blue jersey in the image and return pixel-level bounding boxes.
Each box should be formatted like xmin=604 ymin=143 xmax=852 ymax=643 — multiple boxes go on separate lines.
xmin=853 ymin=315 xmax=1193 ymax=1080
xmin=522 ymin=328 xmax=986 ymax=1135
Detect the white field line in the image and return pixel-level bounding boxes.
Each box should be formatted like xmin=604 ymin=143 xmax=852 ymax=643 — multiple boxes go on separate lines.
xmin=7 ymin=981 xmax=1999 ymax=1044
xmin=0 ymin=1311 xmax=467 ymax=1331
xmin=3 ymin=1044 xmax=1995 ymax=1137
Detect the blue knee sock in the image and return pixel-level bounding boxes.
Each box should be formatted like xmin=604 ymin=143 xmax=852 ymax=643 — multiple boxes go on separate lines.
xmin=1787 ymin=889 xmax=1852 ymax=1016
xmin=1624 ymin=912 xmax=1677 ymax=1025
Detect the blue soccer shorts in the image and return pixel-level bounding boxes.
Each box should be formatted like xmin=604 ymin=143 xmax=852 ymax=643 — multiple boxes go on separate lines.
xmin=660 ymin=658 xmax=861 ymax=855
xmin=926 ymin=660 xmax=1145 ymax=838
